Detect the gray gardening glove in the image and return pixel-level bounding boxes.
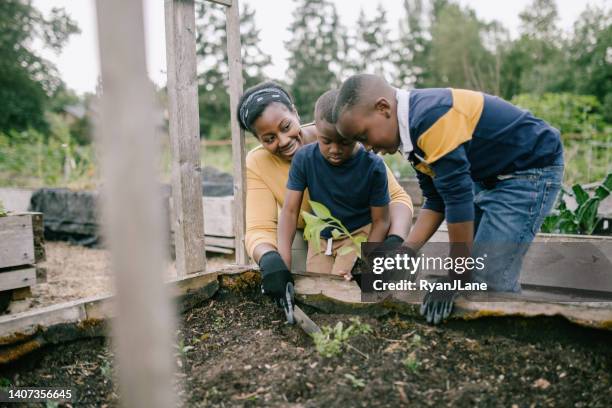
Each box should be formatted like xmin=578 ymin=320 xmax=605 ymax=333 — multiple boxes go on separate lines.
xmin=420 ymin=275 xmax=459 ymax=325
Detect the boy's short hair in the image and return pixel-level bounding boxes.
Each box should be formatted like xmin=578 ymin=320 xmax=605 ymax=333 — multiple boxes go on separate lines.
xmin=332 ymin=74 xmax=388 ymax=122
xmin=314 ymin=89 xmax=339 ymax=124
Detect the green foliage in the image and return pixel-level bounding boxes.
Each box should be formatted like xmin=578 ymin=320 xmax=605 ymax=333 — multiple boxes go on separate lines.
xmin=395 ymin=0 xmax=429 ymax=88
xmin=344 ymin=373 xmax=366 ymax=389
xmin=0 ymin=200 xmax=6 ymax=217
xmin=567 ymin=5 xmax=612 ymax=121
xmin=312 ymin=318 xmax=372 ymax=358
xmin=286 ymin=0 xmax=344 ymax=122
xmin=402 ymin=352 xmax=420 ymax=373
xmin=0 ymin=124 xmax=95 ymax=188
xmin=511 ymin=93 xmax=605 ymax=134
xmin=541 ymin=173 xmax=612 ymax=235
xmin=427 ymin=3 xmax=508 ymax=94
xmin=346 ymin=5 xmax=393 ymax=80
xmin=0 ymin=1 xmax=79 ymax=134
xmin=195 ymin=2 xmax=271 ymax=139
xmin=302 ymin=200 xmax=367 ymax=257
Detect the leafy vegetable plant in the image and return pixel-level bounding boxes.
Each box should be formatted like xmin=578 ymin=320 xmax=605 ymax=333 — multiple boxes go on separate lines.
xmin=541 ymin=172 xmax=611 ymax=235
xmin=302 ymin=200 xmax=367 ymax=257
xmin=311 ymin=318 xmax=372 ymax=358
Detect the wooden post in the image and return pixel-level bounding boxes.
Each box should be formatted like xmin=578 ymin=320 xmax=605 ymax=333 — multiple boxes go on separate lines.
xmin=94 ymin=0 xmax=176 ymax=407
xmin=224 ymin=0 xmax=249 ymax=265
xmin=165 ymin=0 xmax=207 ymax=275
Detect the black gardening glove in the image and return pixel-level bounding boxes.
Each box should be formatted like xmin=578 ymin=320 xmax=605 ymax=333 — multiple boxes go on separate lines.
xmin=259 ymin=251 xmax=294 ymax=301
xmin=383 ymin=234 xmax=404 ymax=248
xmin=420 ymin=275 xmax=459 ymax=325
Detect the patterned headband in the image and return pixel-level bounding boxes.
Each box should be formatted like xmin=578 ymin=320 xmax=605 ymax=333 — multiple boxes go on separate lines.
xmin=239 ymin=88 xmax=292 ymax=132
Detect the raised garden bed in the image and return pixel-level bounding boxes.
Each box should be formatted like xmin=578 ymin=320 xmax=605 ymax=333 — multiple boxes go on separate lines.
xmin=1 ymin=280 xmax=611 ymax=407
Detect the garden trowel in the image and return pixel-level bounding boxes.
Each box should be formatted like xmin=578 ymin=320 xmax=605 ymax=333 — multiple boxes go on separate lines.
xmin=279 ymin=282 xmax=322 ymax=335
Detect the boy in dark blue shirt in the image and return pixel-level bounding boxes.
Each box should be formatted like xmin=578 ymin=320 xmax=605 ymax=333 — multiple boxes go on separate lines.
xmin=333 ymin=74 xmax=564 ymax=324
xmin=278 ymin=90 xmax=391 ymax=277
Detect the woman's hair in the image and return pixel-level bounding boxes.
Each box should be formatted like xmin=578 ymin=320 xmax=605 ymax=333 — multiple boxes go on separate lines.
xmin=237 ymin=81 xmax=295 ymax=135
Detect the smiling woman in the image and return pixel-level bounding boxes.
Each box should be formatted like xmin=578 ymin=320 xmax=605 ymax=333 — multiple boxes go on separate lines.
xmin=237 ymin=81 xmax=414 ymax=303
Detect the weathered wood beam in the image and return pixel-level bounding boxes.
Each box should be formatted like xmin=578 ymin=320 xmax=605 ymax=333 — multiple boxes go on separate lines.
xmin=95 ymin=0 xmax=177 ymax=406
xmin=0 ymin=213 xmax=35 ymax=270
xmin=165 ymin=0 xmax=207 ymax=276
xmin=0 ymin=267 xmax=36 ymax=292
xmin=225 ymin=0 xmax=248 ymax=264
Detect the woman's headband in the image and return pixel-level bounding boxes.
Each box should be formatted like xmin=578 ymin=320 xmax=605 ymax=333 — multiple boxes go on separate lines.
xmin=239 ymin=87 xmax=292 ymax=132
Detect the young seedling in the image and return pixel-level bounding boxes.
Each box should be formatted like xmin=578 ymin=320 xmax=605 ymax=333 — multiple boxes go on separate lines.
xmin=344 ymin=373 xmax=366 ymax=389
xmin=302 ymin=200 xmax=368 ymax=257
xmin=311 ymin=318 xmax=372 ymax=358
xmin=542 ymin=172 xmax=612 ymax=235
xmin=403 ymin=352 xmax=420 ymax=373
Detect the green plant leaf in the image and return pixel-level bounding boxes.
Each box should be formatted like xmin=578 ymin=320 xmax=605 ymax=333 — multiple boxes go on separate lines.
xmin=594 ymin=186 xmax=611 ymax=200
xmin=576 ymin=197 xmax=600 ymax=234
xmin=337 ymin=246 xmax=356 ymax=256
xmin=301 ymin=211 xmax=320 ymax=225
xmin=572 ymin=184 xmax=589 ymax=206
xmin=331 ymin=228 xmax=343 ymax=239
xmin=601 ymin=173 xmax=612 ymax=191
xmin=540 ymin=215 xmax=559 ymax=233
xmin=310 ymin=200 xmax=332 ymax=219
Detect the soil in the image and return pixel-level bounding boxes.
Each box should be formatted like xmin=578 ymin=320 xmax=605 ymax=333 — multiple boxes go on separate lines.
xmin=2 ymin=285 xmax=611 ymax=407
xmin=4 ymin=242 xmax=235 ymax=315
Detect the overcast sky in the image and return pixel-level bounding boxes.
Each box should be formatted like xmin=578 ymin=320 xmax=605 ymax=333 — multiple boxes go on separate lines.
xmin=33 ymin=0 xmax=609 ymax=95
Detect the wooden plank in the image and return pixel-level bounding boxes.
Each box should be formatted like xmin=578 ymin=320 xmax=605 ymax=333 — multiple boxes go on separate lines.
xmin=205 ymin=245 xmax=234 ymax=254
xmin=225 ymin=0 xmax=248 ymax=264
xmin=0 ymin=268 xmax=235 ymax=343
xmin=0 ymin=188 xmax=34 ymax=212
xmin=96 ymin=0 xmax=177 ymax=406
xmin=204 ymin=235 xmax=235 ymax=248
xmin=0 ymin=267 xmax=36 ymax=291
xmin=169 ymin=196 xmax=234 ymax=238
xmin=165 ymin=0 xmax=207 ymax=276
xmin=293 ymin=274 xmax=612 ymax=330
xmin=207 ymin=0 xmax=232 ymax=6
xmin=203 ymin=196 xmax=234 ymax=237
xmin=0 ymin=213 xmax=35 ymax=269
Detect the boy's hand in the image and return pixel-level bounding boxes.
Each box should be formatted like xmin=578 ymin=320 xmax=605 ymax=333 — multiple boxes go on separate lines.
xmin=259 ymin=251 xmax=293 ymax=301
xmin=420 ymin=276 xmax=459 ymax=325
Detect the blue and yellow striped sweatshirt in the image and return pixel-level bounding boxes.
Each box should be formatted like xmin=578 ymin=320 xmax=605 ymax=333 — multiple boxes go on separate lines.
xmin=403 ymin=88 xmax=563 ymax=223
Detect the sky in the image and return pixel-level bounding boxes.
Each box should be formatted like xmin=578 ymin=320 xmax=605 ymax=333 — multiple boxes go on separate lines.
xmin=33 ymin=0 xmax=610 ymax=95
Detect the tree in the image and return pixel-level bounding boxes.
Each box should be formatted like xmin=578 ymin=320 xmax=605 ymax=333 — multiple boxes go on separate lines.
xmin=426 ymin=3 xmax=507 ymax=93
xmin=500 ymin=0 xmax=566 ymax=97
xmin=285 ymin=0 xmax=345 ymax=122
xmin=347 ymin=4 xmax=394 ymax=81
xmin=195 ymin=2 xmax=271 ymax=139
xmin=394 ymin=0 xmax=430 ymax=88
xmin=567 ymin=5 xmax=612 ymax=121
xmin=0 ymin=0 xmax=79 ymax=134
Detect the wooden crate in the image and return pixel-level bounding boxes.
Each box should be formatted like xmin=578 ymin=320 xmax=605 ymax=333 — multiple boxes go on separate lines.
xmin=0 ymin=212 xmax=45 ymax=270
xmin=0 ymin=212 xmax=45 ymax=308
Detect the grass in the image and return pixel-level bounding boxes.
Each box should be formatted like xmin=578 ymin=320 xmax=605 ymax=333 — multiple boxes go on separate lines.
xmin=1 ymin=132 xmax=610 ymax=189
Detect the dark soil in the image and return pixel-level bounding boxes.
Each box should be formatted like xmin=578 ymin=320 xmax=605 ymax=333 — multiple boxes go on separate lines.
xmin=2 ymin=286 xmax=611 ymax=407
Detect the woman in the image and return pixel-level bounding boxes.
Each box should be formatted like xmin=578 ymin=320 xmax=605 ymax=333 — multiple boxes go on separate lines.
xmin=237 ymin=81 xmax=413 ymax=300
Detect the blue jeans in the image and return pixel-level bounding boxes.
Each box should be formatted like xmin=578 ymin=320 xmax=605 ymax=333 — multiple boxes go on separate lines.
xmin=471 ymin=164 xmax=564 ymax=292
